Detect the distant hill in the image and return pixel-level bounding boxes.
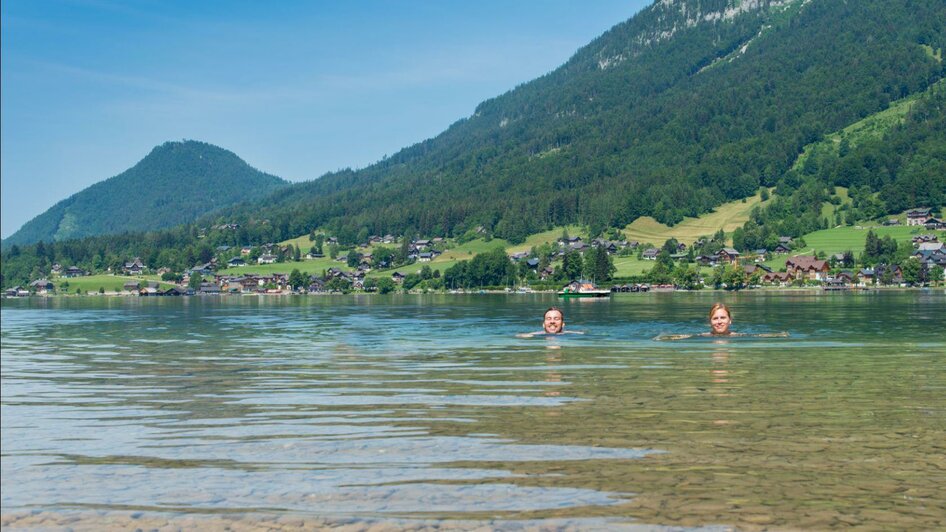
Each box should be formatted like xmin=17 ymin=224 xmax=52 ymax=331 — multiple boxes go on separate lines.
xmin=3 ymin=141 xmax=288 ymax=246
xmin=208 ymin=0 xmax=945 ymax=244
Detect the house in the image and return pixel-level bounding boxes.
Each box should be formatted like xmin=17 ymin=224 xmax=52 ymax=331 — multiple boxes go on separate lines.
xmin=526 ymin=258 xmax=540 ymax=269
xmin=122 ymin=281 xmax=141 ymax=292
xmin=752 ymin=249 xmax=768 ymax=262
xmin=190 ymin=262 xmax=215 ymax=276
xmin=257 ymin=254 xmax=277 ymax=264
xmin=874 ymin=264 xmax=904 ymax=285
xmin=855 ymin=268 xmax=875 ymax=287
xmin=29 ymin=279 xmax=54 ymax=293
xmin=391 ymin=271 xmax=405 ymax=283
xmin=924 ymin=217 xmax=946 ymax=230
xmin=717 ymin=248 xmax=741 ymax=265
xmin=912 ymin=234 xmax=939 ymax=244
xmin=228 ymin=257 xmax=246 ymax=267
xmin=198 ymin=282 xmax=222 ymax=294
xmin=216 ymin=245 xmax=231 ymax=252
xmin=835 ymin=270 xmax=856 ymax=284
xmin=382 ymin=235 xmax=396 ymax=244
xmin=123 ymin=257 xmax=145 ymax=275
xmin=63 ymin=266 xmax=86 ymax=278
xmin=509 ymin=251 xmax=529 ymax=261
xmin=695 ymin=255 xmax=716 ymax=266
xmin=559 ymin=236 xmax=583 ymax=245
xmin=240 ymin=246 xmax=254 ymax=255
xmin=139 ymin=283 xmax=162 ymax=296
xmin=906 ymin=208 xmax=932 ymax=226
xmin=417 ymin=252 xmax=434 ymax=262
xmin=163 ymin=286 xmax=186 ymax=296
xmin=540 ymin=266 xmax=554 ymax=280
xmin=51 ymin=263 xmax=63 ymax=274
xmin=917 ymin=242 xmax=944 ymax=252
xmin=642 ymin=248 xmax=660 ymax=260
xmin=413 ymin=239 xmax=432 ymax=250
xmin=773 ymin=243 xmax=792 ymax=254
xmin=785 ymin=256 xmax=830 ymax=280
xmin=743 ymin=264 xmax=773 ymax=277
xmin=761 ymin=271 xmax=792 ymax=286
xmin=883 ymin=218 xmax=901 ymax=226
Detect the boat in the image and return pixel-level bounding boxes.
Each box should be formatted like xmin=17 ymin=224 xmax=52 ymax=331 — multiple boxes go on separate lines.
xmin=557 ymin=280 xmax=611 ymax=298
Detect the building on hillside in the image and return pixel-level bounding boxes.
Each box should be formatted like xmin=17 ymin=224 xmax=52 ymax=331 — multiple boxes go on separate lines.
xmin=906 ymin=208 xmax=932 ymax=226
xmin=63 ymin=266 xmax=86 ymax=278
xmin=717 ymin=248 xmax=741 ymax=265
xmin=785 ymin=256 xmax=830 ymax=281
xmin=123 ymin=258 xmax=145 ymax=275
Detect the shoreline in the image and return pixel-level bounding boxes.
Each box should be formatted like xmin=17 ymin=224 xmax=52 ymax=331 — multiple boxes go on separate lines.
xmin=3 ymin=285 xmax=942 ymax=300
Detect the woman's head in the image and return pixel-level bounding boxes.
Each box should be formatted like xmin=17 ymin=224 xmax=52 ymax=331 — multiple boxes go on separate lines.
xmin=708 ymin=303 xmax=732 ymax=335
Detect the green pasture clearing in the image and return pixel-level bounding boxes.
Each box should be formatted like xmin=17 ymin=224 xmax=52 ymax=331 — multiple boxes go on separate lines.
xmin=506 ymin=225 xmax=585 ymax=253
xmin=820 ymin=187 xmax=851 ymax=221
xmin=217 ymin=257 xmax=341 ymax=276
xmin=612 ymin=256 xmax=654 ymax=277
xmin=758 ymin=225 xmax=942 ymax=270
xmin=54 ymin=274 xmax=175 ymax=293
xmin=435 ymin=237 xmax=510 ymax=262
xmin=622 ymin=189 xmax=772 ymax=245
xmin=797 ymin=225 xmax=928 ymax=255
xmin=792 ymin=80 xmax=944 ymax=171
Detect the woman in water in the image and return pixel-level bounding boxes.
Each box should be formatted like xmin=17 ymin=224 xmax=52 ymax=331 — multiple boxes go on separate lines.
xmin=708 ymin=302 xmax=735 ymax=336
xmin=656 ymin=303 xmax=787 ymax=340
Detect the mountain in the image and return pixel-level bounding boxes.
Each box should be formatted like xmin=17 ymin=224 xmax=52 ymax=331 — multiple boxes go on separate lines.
xmin=205 ymin=0 xmax=945 ymax=244
xmin=3 ymin=141 xmax=288 ymax=246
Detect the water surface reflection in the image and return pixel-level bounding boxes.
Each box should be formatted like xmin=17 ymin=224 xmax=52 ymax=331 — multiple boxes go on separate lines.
xmin=2 ymin=292 xmax=944 ymax=529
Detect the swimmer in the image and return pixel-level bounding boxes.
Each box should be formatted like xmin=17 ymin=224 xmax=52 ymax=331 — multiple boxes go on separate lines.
xmin=517 ymin=307 xmax=584 ymax=338
xmin=708 ymin=302 xmax=736 ymax=336
xmin=654 ymin=303 xmax=788 ymax=340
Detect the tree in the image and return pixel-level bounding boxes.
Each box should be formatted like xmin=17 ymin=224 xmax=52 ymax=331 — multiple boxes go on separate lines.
xmin=347 ymin=252 xmax=362 ymax=268
xmin=376 ymin=277 xmax=396 ymax=294
xmin=928 ymin=265 xmax=944 ymax=286
xmin=591 ymin=245 xmax=615 ymax=282
xmin=900 ymin=258 xmax=921 ymax=286
xmin=188 ymin=272 xmax=203 ymax=290
xmin=288 ymin=268 xmax=308 ymax=290
xmin=672 ymin=265 xmax=702 ymax=290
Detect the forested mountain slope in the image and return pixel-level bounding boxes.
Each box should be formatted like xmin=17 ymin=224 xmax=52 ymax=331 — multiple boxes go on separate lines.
xmin=210 ymin=0 xmax=944 ymax=244
xmin=3 ymin=141 xmax=288 ymax=246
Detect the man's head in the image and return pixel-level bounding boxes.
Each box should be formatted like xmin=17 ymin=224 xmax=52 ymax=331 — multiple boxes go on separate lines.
xmin=543 ymin=307 xmax=565 ymax=334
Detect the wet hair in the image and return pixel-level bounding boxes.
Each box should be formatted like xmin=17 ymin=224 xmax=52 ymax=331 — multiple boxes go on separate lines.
xmin=708 ymin=303 xmax=732 ymax=321
xmin=544 ymin=306 xmax=564 ymax=319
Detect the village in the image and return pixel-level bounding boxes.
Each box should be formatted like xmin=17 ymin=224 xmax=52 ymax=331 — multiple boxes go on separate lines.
xmin=8 ymin=207 xmax=944 ymax=297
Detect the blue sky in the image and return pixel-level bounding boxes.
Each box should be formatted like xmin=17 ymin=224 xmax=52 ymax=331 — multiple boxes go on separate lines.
xmin=1 ymin=0 xmax=650 ymax=238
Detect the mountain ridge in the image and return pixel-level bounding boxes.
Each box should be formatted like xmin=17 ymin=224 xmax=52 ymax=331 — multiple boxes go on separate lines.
xmin=3 ymin=140 xmax=288 ymax=246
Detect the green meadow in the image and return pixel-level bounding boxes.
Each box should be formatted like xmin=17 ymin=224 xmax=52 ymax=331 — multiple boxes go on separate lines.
xmin=621 ymin=189 xmax=773 ymax=245
xmin=54 ymin=274 xmax=175 ymax=293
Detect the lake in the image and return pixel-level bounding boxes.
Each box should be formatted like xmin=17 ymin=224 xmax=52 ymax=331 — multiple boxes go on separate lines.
xmin=2 ymin=291 xmax=944 ymax=530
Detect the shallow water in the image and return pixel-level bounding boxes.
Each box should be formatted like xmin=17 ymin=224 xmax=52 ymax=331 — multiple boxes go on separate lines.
xmin=2 ymin=292 xmax=944 ymax=530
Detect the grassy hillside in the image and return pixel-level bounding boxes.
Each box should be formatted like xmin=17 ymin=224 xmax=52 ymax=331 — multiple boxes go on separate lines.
xmin=791 ymin=85 xmax=936 ymax=171
xmin=622 ymin=189 xmax=772 ymax=245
